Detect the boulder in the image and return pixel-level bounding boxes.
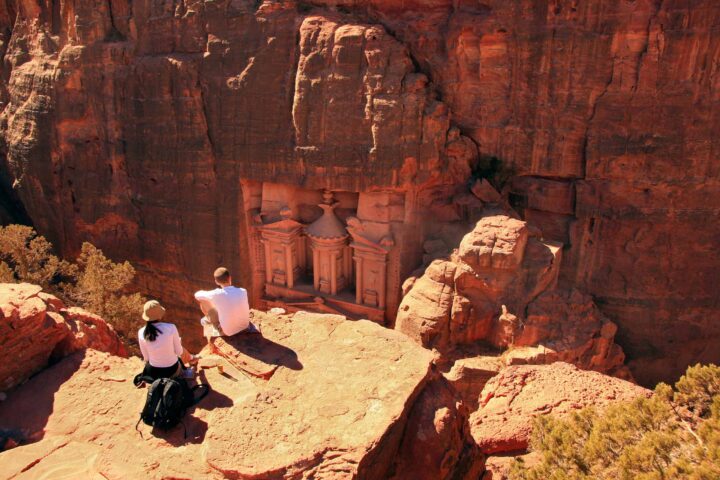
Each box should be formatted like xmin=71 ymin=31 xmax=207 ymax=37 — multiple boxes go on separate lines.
xmin=505 ymin=289 xmax=630 ymax=377
xmin=444 ymin=355 xmax=503 ymax=411
xmin=470 ymin=363 xmax=651 ymax=455
xmin=395 ymin=213 xmax=628 ymax=379
xmin=0 ymin=283 xmax=126 ymax=392
xmin=395 ymin=259 xmax=457 ymax=351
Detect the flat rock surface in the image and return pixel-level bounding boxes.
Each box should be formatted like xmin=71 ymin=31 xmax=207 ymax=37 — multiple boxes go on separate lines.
xmin=0 ymin=310 xmax=435 ymax=479
xmin=204 ymin=311 xmax=434 ymax=478
xmin=470 ymin=362 xmax=650 ymax=455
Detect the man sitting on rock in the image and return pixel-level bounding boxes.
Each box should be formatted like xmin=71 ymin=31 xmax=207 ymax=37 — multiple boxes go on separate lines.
xmin=194 ymin=267 xmax=257 ymax=346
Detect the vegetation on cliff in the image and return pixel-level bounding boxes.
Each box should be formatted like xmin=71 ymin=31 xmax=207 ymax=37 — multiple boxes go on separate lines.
xmin=0 ymin=225 xmax=144 ymax=342
xmin=510 ymin=364 xmax=720 ymax=480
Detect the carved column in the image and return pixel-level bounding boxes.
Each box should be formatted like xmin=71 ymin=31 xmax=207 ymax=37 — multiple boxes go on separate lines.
xmin=347 ymin=216 xmax=394 ymax=309
xmin=306 ymin=191 xmax=350 ymax=296
xmin=258 ymin=207 xmax=304 ymax=289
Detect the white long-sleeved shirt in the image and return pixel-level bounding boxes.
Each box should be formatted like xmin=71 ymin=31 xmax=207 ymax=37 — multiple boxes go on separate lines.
xmin=194 ymin=286 xmax=250 ymax=336
xmin=138 ymin=322 xmax=183 ymax=368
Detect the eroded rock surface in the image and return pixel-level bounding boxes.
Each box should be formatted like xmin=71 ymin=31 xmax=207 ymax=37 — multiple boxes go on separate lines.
xmin=0 ymin=309 xmax=480 ymax=479
xmin=470 ymin=362 xmax=650 ymax=455
xmin=0 ymin=282 xmax=126 ymax=391
xmin=396 ymin=211 xmax=627 ymax=379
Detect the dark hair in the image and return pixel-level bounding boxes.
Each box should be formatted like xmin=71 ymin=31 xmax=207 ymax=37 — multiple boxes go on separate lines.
xmin=144 ymin=321 xmax=162 ymax=342
xmin=214 ymin=267 xmax=231 ymax=284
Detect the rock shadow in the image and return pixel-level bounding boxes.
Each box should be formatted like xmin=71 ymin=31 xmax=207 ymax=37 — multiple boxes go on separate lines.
xmin=152 ymin=416 xmax=208 ymax=446
xmin=195 ymin=372 xmax=234 ymax=410
xmin=221 ymin=333 xmax=303 ymax=371
xmin=0 ymin=351 xmax=86 ymax=449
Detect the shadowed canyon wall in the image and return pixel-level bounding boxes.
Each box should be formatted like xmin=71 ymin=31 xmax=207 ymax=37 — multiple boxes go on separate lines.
xmin=0 ymin=0 xmax=718 ymax=385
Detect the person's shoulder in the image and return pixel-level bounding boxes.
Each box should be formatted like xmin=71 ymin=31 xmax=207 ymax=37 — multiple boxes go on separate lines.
xmin=138 ymin=326 xmax=145 ymax=337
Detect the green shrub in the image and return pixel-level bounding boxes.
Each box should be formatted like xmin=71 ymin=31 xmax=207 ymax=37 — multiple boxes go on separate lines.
xmin=0 ymin=224 xmax=75 ymax=289
xmin=0 ymin=224 xmax=144 ymax=343
xmin=510 ymin=365 xmax=720 ymax=480
xmin=66 ymin=242 xmax=145 ymax=339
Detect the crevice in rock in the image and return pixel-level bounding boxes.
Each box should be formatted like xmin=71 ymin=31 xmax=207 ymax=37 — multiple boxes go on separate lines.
xmin=104 ymin=0 xmax=126 ymax=43
xmin=581 ymin=58 xmax=614 ymax=179
xmin=634 ymin=0 xmax=664 ymax=92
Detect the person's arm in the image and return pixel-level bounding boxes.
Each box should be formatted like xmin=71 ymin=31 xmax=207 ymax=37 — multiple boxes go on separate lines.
xmin=194 ymin=289 xmax=215 ymax=302
xmin=241 ymin=289 xmax=250 ymax=319
xmin=172 ymin=325 xmax=183 ymax=357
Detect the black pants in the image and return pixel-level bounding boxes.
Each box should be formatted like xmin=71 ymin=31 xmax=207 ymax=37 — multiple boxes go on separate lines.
xmin=142 ymin=359 xmax=182 ymax=381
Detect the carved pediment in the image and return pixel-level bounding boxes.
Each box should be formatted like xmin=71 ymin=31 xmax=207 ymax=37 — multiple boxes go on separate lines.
xmin=346 ymin=216 xmax=394 ymax=254
xmin=260 ymin=218 xmax=304 ymax=234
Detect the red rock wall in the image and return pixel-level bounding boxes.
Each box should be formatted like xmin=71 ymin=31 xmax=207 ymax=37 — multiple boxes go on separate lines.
xmin=0 ymin=0 xmax=718 ymax=384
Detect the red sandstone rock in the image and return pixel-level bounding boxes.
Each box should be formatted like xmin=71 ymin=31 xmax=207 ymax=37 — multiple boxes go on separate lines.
xmin=0 ymin=283 xmax=126 ymax=391
xmin=395 ymin=259 xmax=457 ymax=350
xmin=471 ymin=179 xmax=503 ymax=205
xmin=391 ymin=374 xmax=485 ymax=480
xmin=53 ymin=307 xmax=128 ymax=359
xmin=470 ymin=362 xmax=650 ymax=455
xmin=396 ymin=210 xmax=629 ymax=378
xmin=506 ymin=289 xmax=629 ymax=377
xmin=0 ymin=310 xmax=481 ymax=478
xmin=444 ymin=355 xmax=503 ymax=411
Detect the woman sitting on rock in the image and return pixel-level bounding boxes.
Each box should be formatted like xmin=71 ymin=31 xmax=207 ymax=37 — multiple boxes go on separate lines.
xmin=138 ymin=300 xmax=198 ymax=380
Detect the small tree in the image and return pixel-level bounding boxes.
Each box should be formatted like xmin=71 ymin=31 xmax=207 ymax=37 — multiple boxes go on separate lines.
xmin=0 ymin=225 xmax=76 ymax=289
xmin=69 ymin=242 xmax=145 ymax=339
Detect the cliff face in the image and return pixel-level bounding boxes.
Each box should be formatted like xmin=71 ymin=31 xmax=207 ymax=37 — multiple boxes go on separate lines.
xmin=0 ymin=0 xmax=718 ymax=385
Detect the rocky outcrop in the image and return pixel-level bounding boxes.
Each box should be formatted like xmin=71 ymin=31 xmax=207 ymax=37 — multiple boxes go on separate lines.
xmin=0 ymin=309 xmax=482 ymax=479
xmin=0 ymin=283 xmax=126 ymax=391
xmin=506 ymin=289 xmax=630 ymax=378
xmin=395 ymin=211 xmax=627 ymax=378
xmin=469 ymin=362 xmax=651 ymax=455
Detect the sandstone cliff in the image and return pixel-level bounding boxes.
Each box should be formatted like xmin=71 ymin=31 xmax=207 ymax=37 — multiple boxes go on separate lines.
xmin=0 ymin=0 xmax=717 ymax=385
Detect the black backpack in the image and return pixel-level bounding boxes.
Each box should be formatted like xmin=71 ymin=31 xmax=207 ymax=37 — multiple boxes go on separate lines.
xmin=135 ymin=376 xmax=209 ymax=437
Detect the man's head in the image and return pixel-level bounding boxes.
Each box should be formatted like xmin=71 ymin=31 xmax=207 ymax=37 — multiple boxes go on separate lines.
xmin=214 ymin=267 xmax=232 ymax=287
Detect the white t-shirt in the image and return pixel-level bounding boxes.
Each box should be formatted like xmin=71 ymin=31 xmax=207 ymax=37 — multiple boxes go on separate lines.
xmin=194 ymin=286 xmax=250 ymax=336
xmin=138 ymin=322 xmax=183 ymax=368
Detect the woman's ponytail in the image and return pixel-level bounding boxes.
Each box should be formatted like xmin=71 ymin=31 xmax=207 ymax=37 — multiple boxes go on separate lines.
xmin=144 ymin=321 xmax=162 ymax=341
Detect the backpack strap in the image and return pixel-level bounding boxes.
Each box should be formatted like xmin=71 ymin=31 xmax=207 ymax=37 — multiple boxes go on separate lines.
xmin=135 ymin=416 xmax=145 ymax=439
xmin=133 ymin=373 xmax=156 ymax=388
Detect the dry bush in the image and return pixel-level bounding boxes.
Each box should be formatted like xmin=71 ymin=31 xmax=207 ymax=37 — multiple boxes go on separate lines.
xmin=510 ymin=364 xmax=720 ymax=480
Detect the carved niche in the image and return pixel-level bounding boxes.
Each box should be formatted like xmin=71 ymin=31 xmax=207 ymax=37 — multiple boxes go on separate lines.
xmin=259 ymin=207 xmax=305 ymax=289
xmin=305 ymin=191 xmax=352 ymax=295
xmin=346 ymin=216 xmax=394 ymax=309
